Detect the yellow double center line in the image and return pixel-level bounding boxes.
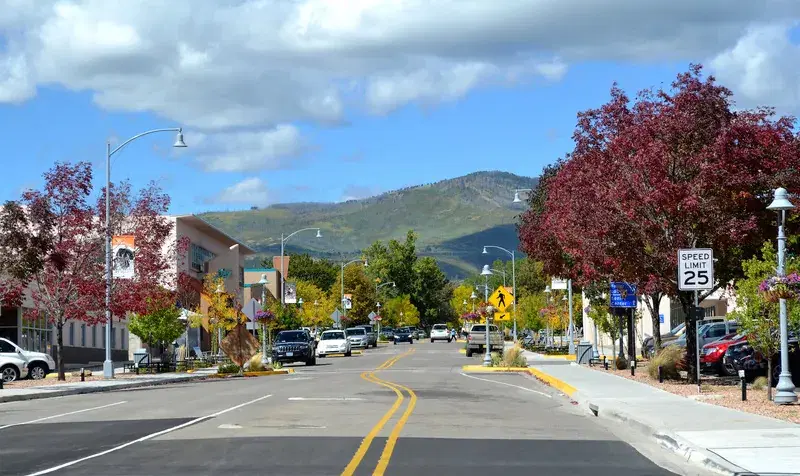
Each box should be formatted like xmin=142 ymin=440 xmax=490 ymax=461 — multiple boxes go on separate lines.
xmin=341 ymin=348 xmax=419 ymax=476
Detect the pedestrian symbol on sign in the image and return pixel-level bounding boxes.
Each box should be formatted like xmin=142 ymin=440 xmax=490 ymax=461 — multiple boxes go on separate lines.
xmin=497 ymin=290 xmax=506 ymax=308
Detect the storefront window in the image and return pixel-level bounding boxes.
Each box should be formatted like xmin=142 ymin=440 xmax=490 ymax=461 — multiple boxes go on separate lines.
xmin=20 ymin=311 xmax=52 ymax=354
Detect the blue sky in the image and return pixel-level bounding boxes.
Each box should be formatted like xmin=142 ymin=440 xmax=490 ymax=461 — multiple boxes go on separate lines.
xmin=1 ymin=2 xmax=798 ymax=214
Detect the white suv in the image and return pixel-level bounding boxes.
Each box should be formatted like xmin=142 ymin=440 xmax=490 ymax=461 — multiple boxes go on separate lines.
xmin=0 ymin=355 xmax=29 ymax=382
xmin=0 ymin=337 xmax=55 ymax=380
xmin=430 ymin=324 xmax=451 ymax=343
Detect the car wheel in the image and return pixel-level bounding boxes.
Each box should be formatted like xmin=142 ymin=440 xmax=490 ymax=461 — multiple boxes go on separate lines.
xmin=1 ymin=365 xmax=20 ymax=383
xmin=28 ymin=363 xmax=47 ymax=380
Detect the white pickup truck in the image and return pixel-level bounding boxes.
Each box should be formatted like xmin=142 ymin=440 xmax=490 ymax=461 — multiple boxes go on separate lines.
xmin=465 ymin=324 xmax=504 ymax=357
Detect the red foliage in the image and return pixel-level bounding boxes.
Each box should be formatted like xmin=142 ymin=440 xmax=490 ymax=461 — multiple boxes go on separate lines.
xmin=519 ymin=64 xmax=800 ymax=381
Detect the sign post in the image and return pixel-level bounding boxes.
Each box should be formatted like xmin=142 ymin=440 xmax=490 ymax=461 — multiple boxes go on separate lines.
xmin=610 ymin=282 xmax=637 ymax=362
xmin=678 ymin=248 xmax=715 ymax=392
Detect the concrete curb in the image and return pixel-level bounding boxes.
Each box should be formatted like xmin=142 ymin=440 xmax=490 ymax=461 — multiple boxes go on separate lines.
xmin=523 ymin=365 xmax=746 ymax=476
xmin=461 ymin=365 xmax=579 ymax=399
xmin=0 ymin=374 xmax=209 ymax=404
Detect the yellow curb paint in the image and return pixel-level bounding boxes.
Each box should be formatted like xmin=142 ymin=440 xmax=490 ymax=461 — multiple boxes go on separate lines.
xmin=458 ymin=348 xmax=466 ymax=354
xmin=540 ymin=354 xmax=576 ymax=361
xmin=460 ymin=365 xmax=577 ymax=398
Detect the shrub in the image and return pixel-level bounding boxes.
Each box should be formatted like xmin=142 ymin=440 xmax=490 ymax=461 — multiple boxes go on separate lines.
xmin=501 ymin=347 xmax=528 ymax=368
xmin=615 ymin=356 xmax=628 ymax=370
xmin=753 ymin=376 xmax=768 ymax=391
xmin=647 ymin=346 xmax=684 ymax=380
xmin=218 ymin=362 xmax=240 ymax=375
xmin=248 ymin=353 xmax=265 ymax=372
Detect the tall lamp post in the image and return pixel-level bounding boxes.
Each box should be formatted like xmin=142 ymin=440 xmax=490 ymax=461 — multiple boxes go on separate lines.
xmin=279 ymin=228 xmax=321 ymax=306
xmin=375 ymin=281 xmax=394 ymax=336
xmin=340 ymin=259 xmax=368 ymax=322
xmin=257 ymin=274 xmax=270 ymax=362
xmin=480 ymin=265 xmax=494 ymax=367
xmin=483 ymin=245 xmax=518 ymax=341
xmin=104 ymin=127 xmax=186 ymax=380
xmin=470 ymin=291 xmax=477 ymax=312
xmin=544 ymin=285 xmax=551 ymax=346
xmin=767 ymin=187 xmax=797 ymax=404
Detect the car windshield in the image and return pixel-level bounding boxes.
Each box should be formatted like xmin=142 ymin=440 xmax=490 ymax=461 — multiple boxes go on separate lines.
xmin=361 ymin=326 xmax=373 ymax=332
xmin=432 ymin=324 xmax=447 ymax=330
xmin=346 ymin=328 xmax=366 ymax=336
xmin=276 ymin=331 xmax=306 ymax=343
xmin=670 ymin=323 xmax=685 ymax=334
xmin=322 ymin=332 xmax=345 ymax=340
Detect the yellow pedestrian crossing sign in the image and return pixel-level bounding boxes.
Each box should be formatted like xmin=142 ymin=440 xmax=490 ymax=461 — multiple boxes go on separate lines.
xmin=488 ymin=286 xmax=513 ymax=312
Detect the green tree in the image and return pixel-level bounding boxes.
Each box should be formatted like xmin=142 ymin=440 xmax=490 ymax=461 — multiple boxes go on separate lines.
xmin=284 ymin=253 xmax=338 ymax=292
xmin=128 ymin=305 xmax=186 ymax=362
xmin=334 ymin=263 xmax=375 ymax=325
xmin=729 ymin=242 xmax=800 ymax=400
xmin=296 ymin=280 xmax=336 ymax=327
xmin=384 ymin=294 xmax=420 ymax=328
xmin=411 ymin=256 xmax=452 ymax=327
xmin=363 ymin=230 xmax=418 ymax=294
xmin=517 ymin=293 xmax=546 ymax=331
xmin=450 ymin=284 xmax=475 ymax=316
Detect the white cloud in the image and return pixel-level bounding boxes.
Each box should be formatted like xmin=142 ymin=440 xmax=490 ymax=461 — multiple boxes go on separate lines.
xmin=191 ymin=125 xmax=306 ymax=172
xmin=709 ymin=24 xmax=800 ymax=114
xmin=340 ymin=184 xmax=377 ymax=202
xmin=214 ymin=177 xmax=272 ymax=207
xmin=1 ymin=1 xmax=800 ymax=132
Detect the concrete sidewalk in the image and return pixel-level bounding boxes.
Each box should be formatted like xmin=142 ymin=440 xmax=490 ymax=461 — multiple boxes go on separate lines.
xmin=522 ymin=348 xmax=800 ymax=475
xmin=0 ymin=367 xmax=216 ymax=403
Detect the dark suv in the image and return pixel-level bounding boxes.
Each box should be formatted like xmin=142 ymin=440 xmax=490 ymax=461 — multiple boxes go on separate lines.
xmin=272 ymin=330 xmax=316 ymax=366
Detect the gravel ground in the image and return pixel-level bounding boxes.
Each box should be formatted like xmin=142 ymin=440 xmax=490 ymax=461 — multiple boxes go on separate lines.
xmin=589 ymin=364 xmax=800 ymax=424
xmin=5 ymin=372 xmax=146 ymax=388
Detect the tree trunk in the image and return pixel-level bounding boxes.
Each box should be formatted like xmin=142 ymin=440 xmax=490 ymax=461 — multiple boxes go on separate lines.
xmin=767 ymin=356 xmax=773 ymax=401
xmin=679 ymin=293 xmax=697 ymax=383
xmin=56 ymin=321 xmax=65 ymax=381
xmin=645 ymin=292 xmax=664 ymax=351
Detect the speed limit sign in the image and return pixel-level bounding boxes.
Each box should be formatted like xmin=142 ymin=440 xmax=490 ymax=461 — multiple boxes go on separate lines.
xmin=678 ymin=249 xmax=714 ymax=291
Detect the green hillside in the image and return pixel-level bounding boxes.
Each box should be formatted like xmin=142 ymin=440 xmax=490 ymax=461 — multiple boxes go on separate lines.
xmin=200 ymin=171 xmax=536 ymax=279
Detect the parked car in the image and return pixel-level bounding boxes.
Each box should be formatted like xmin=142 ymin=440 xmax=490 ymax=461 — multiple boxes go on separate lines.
xmin=393 ymin=327 xmax=414 ymax=345
xmin=0 ymin=354 xmax=29 ymax=383
xmin=381 ymin=328 xmax=395 ymax=339
xmin=272 ymin=330 xmax=316 ymax=366
xmin=316 ymin=329 xmax=352 ymax=357
xmin=358 ymin=324 xmax=378 ymax=348
xmin=642 ymin=323 xmax=685 ymax=358
xmin=701 ymin=332 xmax=746 ymax=376
xmin=667 ymin=321 xmax=738 ymax=349
xmin=728 ymin=334 xmax=800 ymax=386
xmin=345 ymin=327 xmax=369 ymax=349
xmin=0 ymin=337 xmax=55 ymax=380
xmin=465 ymin=324 xmax=503 ymax=357
xmin=416 ymin=328 xmax=428 ymax=339
xmin=430 ymin=324 xmax=450 ymax=343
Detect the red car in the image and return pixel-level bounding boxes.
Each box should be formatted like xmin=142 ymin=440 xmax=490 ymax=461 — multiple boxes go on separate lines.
xmin=701 ymin=333 xmax=746 ymax=376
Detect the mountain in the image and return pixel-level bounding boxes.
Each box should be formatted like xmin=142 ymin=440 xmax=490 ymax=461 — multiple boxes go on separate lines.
xmin=200 ymin=171 xmax=537 ymax=279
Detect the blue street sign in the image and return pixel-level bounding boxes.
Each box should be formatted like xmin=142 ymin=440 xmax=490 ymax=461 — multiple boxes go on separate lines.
xmin=610 ymin=282 xmax=637 ymax=308
xmin=659 ymin=313 xmax=665 ymax=324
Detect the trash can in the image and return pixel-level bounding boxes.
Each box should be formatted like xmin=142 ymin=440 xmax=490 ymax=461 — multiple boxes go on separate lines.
xmin=576 ymin=341 xmax=593 ymax=365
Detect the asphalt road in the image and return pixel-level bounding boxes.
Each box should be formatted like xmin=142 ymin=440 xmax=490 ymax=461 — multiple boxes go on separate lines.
xmin=0 ymin=341 xmax=710 ymax=476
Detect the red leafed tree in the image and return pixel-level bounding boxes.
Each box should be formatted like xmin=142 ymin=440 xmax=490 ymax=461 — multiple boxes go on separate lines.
xmin=520 ymin=65 xmax=800 ymax=380
xmin=0 ymin=162 xmax=105 ymax=380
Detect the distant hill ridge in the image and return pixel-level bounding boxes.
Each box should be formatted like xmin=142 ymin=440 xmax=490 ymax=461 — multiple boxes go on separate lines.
xmin=200 ymin=171 xmax=537 ymax=278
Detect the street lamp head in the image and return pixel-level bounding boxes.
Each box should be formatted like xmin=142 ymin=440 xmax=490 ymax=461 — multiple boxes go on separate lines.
xmin=544 ymin=285 xmax=551 ymax=294
xmin=482 ymin=247 xmax=488 ymax=254
xmin=767 ymin=187 xmax=795 ymax=211
xmin=562 ymin=294 xmax=567 ymax=301
xmin=363 ymin=259 xmax=368 ymax=267
xmin=258 ymin=273 xmax=269 ymax=285
xmin=481 ymin=265 xmax=493 ymax=276
xmin=462 ymin=299 xmax=467 ymax=305
xmin=313 ymin=300 xmax=318 ymax=306
xmin=297 ymin=298 xmax=304 ymax=305
xmin=377 ymin=302 xmax=381 ymax=308
xmin=392 ymin=282 xmax=396 ymax=288
xmin=470 ymin=291 xmax=477 ymax=300
xmin=513 ymin=191 xmax=522 ymax=203
xmin=315 ymin=229 xmax=322 ymax=238
xmin=173 ymin=129 xmax=188 ymax=148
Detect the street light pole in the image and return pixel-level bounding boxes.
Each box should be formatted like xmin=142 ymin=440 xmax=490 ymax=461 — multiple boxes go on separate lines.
xmin=768 ymin=188 xmax=797 ymax=404
xmin=104 ymin=128 xmax=186 ymax=380
xmin=481 ymin=265 xmax=493 ymax=367
xmin=483 ymin=245 xmax=518 ymax=341
xmin=258 ymin=274 xmax=269 ymax=363
xmin=340 ymin=258 xmax=367 ymax=323
xmin=568 ymin=278 xmax=575 ymax=355
xmin=280 ymin=228 xmax=322 ymax=307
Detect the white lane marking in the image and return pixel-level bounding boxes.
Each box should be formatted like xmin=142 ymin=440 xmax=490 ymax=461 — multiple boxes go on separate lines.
xmin=218 ymin=424 xmax=243 ymax=429
xmin=286 ymin=377 xmax=313 ymax=381
xmin=25 ymin=394 xmax=272 ymax=476
xmin=459 ymin=372 xmax=552 ymax=398
xmin=0 ymin=401 xmax=127 ymax=430
xmin=287 ymin=397 xmax=365 ymax=401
